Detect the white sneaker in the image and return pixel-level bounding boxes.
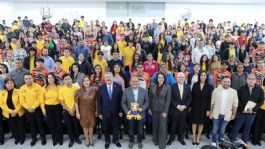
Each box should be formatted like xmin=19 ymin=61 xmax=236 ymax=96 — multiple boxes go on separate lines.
xmin=211 ymin=142 xmax=217 ymax=146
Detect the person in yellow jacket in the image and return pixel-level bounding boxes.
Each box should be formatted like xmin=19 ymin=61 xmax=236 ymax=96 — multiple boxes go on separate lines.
xmin=19 ymin=73 xmax=46 ymax=146
xmin=0 ymin=78 xmax=26 ymax=145
xmin=59 ymin=74 xmax=81 ymax=147
xmin=40 ymin=73 xmax=63 ymax=146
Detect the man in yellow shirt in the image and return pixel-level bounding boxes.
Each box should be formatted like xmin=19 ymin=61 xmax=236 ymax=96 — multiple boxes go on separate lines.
xmin=123 ymin=41 xmax=135 ymax=71
xmin=79 ymin=16 xmax=85 ymax=28
xmin=93 ymin=51 xmax=108 ymax=74
xmin=59 ymin=74 xmax=81 ymax=147
xmin=59 ymin=49 xmax=75 ymax=73
xmin=19 ymin=73 xmax=46 ymax=146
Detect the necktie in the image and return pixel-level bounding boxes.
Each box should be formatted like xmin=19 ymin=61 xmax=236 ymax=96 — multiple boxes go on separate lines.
xmin=179 ymin=85 xmax=183 ymax=99
xmin=249 ymin=88 xmax=252 ymax=96
xmin=108 ymin=86 xmax=112 ymax=100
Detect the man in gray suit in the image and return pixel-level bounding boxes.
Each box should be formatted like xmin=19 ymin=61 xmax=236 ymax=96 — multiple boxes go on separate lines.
xmin=121 ymin=76 xmax=149 ymax=149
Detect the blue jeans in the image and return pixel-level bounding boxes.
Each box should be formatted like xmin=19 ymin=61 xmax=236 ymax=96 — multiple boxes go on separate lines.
xmin=230 ymin=112 xmax=256 ymax=143
xmin=212 ymin=114 xmax=229 ymax=143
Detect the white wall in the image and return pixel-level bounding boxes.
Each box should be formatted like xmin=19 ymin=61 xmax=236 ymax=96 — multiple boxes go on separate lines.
xmin=1 ymin=1 xmax=265 ymax=27
xmin=165 ymin=3 xmax=264 ymax=25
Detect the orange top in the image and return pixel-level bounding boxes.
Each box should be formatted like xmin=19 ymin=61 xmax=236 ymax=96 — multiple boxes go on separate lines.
xmin=213 ymin=69 xmax=232 ymax=86
xmin=251 ymin=67 xmax=265 ymax=86
xmin=131 ymin=71 xmax=151 ymax=89
xmin=31 ymin=67 xmax=49 ymax=86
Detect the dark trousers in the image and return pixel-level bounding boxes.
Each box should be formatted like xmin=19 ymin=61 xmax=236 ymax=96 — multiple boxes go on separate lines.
xmin=7 ymin=115 xmax=26 ymax=141
xmin=153 ymin=112 xmax=167 ymax=149
xmin=0 ymin=112 xmax=4 ymax=142
xmin=252 ymin=109 xmax=265 ymax=142
xmin=102 ymin=113 xmax=119 ymax=142
xmin=128 ymin=119 xmax=144 ymax=143
xmin=26 ymin=107 xmax=46 ymax=140
xmin=231 ymin=112 xmax=256 ymax=143
xmin=63 ymin=110 xmax=79 ymax=142
xmin=169 ymin=112 xmax=187 ymax=139
xmin=46 ymin=105 xmax=63 ymax=143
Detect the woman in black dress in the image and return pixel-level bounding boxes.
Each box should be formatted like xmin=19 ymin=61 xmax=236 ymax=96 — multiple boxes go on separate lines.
xmin=190 ymin=71 xmax=213 ymax=145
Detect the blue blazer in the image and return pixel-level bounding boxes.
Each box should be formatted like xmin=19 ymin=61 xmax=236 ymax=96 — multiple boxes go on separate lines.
xmin=97 ymin=82 xmax=123 ymax=118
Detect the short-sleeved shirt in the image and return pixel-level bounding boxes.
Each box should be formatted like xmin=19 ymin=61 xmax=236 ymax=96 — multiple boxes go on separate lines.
xmin=59 ymin=85 xmax=78 ymax=110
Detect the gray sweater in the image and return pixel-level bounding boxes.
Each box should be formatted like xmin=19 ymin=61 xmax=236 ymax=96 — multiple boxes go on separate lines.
xmin=231 ymin=72 xmax=249 ymax=90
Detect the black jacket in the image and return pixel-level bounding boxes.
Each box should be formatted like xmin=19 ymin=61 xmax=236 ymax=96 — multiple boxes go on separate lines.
xmin=77 ymin=60 xmax=94 ymax=75
xmin=23 ymin=56 xmax=36 ymax=70
xmin=237 ymin=85 xmax=264 ymax=114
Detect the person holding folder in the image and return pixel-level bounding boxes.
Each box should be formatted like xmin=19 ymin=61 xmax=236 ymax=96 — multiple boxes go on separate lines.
xmin=231 ymin=74 xmax=264 ymax=144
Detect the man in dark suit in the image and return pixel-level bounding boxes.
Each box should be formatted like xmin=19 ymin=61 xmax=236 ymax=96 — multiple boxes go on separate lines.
xmin=167 ymin=72 xmax=192 ymax=145
xmin=121 ymin=76 xmax=149 ymax=149
xmin=98 ymin=72 xmax=123 ymax=149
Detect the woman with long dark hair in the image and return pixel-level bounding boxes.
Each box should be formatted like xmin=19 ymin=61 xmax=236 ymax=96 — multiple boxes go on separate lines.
xmin=199 ymin=54 xmax=210 ymax=72
xmin=190 ymin=71 xmax=213 ymax=145
xmin=0 ymin=78 xmax=26 ymax=145
xmin=69 ymin=63 xmax=85 ymax=86
xmin=130 ymin=52 xmax=142 ymax=73
xmin=112 ymin=63 xmax=129 ymax=91
xmin=149 ymin=72 xmax=171 ymax=149
xmin=40 ymin=73 xmax=63 ymax=145
xmin=75 ymin=75 xmax=97 ymax=147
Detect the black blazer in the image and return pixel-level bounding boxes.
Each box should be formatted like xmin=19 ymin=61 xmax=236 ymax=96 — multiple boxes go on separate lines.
xmin=97 ymin=82 xmax=123 ymax=118
xmin=23 ymin=56 xmax=36 ymax=70
xmin=77 ymin=60 xmax=94 ymax=75
xmin=237 ymin=85 xmax=264 ymax=113
xmin=168 ymin=83 xmax=192 ymax=116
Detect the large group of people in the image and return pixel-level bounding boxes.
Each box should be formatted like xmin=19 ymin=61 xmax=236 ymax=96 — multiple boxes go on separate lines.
xmin=0 ymin=15 xmax=264 ymax=149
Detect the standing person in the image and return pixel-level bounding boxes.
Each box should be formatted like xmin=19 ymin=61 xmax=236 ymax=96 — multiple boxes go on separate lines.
xmin=40 ymin=73 xmax=63 ymax=146
xmin=231 ymin=63 xmax=249 ymax=91
xmin=190 ymin=71 xmax=213 ymax=145
xmin=252 ymin=86 xmax=265 ymax=146
xmin=42 ymin=48 xmax=55 ymax=71
xmin=75 ymin=76 xmax=97 ymax=147
xmin=209 ymin=76 xmax=238 ymax=146
xmin=69 ymin=64 xmax=85 ymax=86
xmin=213 ymin=60 xmax=231 ymax=87
xmin=19 ymin=73 xmax=46 ymax=146
xmin=52 ymin=59 xmax=67 ymax=85
xmin=191 ymin=40 xmax=209 ymax=64
xmin=121 ymin=76 xmax=149 ymax=149
xmin=231 ymin=74 xmax=264 ymax=144
xmin=97 ymin=72 xmax=123 ymax=149
xmin=131 ymin=63 xmax=151 ymax=89
xmin=9 ymin=59 xmax=29 ymax=88
xmin=76 ymin=53 xmax=94 ymax=75
xmin=167 ymin=72 xmax=192 ymax=146
xmin=143 ymin=53 xmax=159 ymax=77
xmin=59 ymin=74 xmax=81 ymax=147
xmin=31 ymin=58 xmax=49 ymax=86
xmin=59 ymin=48 xmax=75 ymax=73
xmin=112 ymin=63 xmax=129 ymax=91
xmin=0 ymin=103 xmax=3 ymax=145
xmin=23 ymin=47 xmax=36 ymax=71
xmin=0 ymin=78 xmax=26 ymax=145
xmin=149 ymin=72 xmax=171 ymax=149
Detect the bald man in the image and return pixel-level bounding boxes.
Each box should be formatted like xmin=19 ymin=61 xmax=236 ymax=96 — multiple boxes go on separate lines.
xmin=167 ymin=72 xmax=192 ymax=146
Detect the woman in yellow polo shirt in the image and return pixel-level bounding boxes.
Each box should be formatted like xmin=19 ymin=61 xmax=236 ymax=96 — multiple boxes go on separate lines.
xmin=40 ymin=73 xmax=63 ymax=146
xmin=0 ymin=78 xmax=26 ymax=145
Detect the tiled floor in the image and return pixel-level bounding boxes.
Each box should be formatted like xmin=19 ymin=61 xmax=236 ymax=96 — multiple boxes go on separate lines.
xmin=1 ymin=134 xmax=265 ymax=149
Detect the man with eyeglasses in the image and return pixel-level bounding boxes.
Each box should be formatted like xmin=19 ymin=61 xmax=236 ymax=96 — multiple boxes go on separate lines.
xmin=231 ymin=63 xmax=249 ymax=91
xmin=231 ymin=74 xmax=264 ymax=144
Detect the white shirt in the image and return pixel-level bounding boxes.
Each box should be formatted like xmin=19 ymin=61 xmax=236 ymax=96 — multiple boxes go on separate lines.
xmin=219 ymin=88 xmax=229 ymax=115
xmin=178 ymin=83 xmax=184 ymax=99
xmin=191 ymin=47 xmax=209 ymax=64
xmin=100 ymin=45 xmax=112 ymax=61
xmin=132 ymin=88 xmax=139 ymax=102
xmin=191 ymin=75 xmax=198 ymax=89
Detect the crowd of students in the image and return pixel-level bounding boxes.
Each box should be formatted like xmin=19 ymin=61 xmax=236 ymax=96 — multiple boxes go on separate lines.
xmin=0 ymin=15 xmax=264 ymax=149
